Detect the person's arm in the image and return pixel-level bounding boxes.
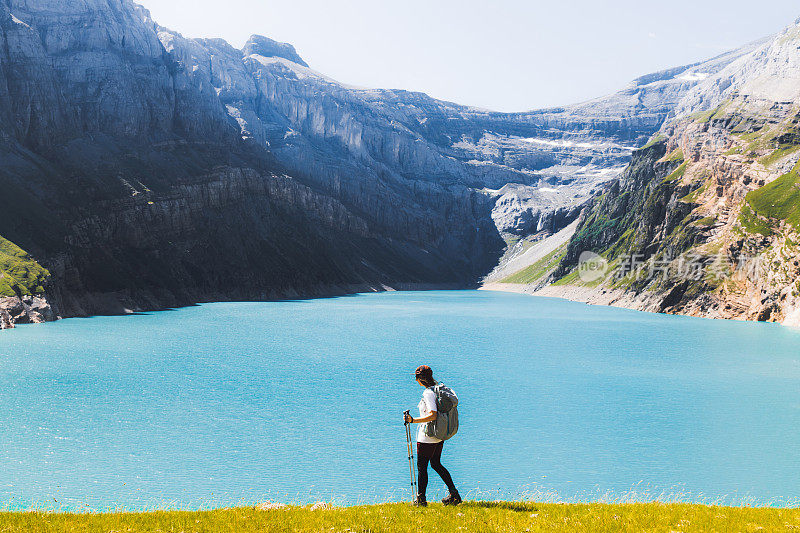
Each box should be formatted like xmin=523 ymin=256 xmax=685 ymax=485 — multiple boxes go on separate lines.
xmin=405 ymin=411 xmax=438 ymax=424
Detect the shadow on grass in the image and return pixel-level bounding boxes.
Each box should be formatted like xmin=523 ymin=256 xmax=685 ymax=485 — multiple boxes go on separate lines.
xmin=462 ymin=501 xmax=541 ymax=513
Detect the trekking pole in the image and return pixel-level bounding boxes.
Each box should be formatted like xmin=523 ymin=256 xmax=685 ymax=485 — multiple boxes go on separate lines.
xmin=403 ymin=410 xmax=417 ymax=501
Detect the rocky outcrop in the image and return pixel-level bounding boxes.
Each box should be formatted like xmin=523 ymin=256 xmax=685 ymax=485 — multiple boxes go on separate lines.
xmin=0 ymin=295 xmax=55 ymax=328
xmin=242 ymin=35 xmax=308 ymax=67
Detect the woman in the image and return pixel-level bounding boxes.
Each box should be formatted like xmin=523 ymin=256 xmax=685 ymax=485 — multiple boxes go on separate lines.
xmin=403 ymin=365 xmax=461 ymax=506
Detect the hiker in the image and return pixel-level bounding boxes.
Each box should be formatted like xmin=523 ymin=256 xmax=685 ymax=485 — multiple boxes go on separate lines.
xmin=403 ymin=365 xmax=461 ymax=507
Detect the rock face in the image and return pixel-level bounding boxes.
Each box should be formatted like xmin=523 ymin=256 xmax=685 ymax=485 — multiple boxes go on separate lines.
xmin=242 ymin=35 xmax=308 ymax=67
xmin=0 ymin=0 xmax=499 ymax=321
xmin=0 ymin=0 xmax=761 ymax=325
xmin=521 ymin=19 xmax=800 ymax=326
xmin=0 ymin=296 xmax=54 ymax=328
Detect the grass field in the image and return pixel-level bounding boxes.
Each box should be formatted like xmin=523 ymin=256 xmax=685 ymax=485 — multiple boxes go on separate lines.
xmin=500 ymin=246 xmax=566 ymax=284
xmin=3 ymin=501 xmax=800 ymax=532
xmin=746 ymin=160 xmax=800 ymax=229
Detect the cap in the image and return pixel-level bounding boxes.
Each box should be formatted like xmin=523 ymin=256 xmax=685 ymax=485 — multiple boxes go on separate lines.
xmin=414 ymin=365 xmax=433 ymax=379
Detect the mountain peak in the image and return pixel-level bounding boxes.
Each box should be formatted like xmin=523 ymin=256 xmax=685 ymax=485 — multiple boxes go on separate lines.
xmin=242 ymin=35 xmax=308 ymax=67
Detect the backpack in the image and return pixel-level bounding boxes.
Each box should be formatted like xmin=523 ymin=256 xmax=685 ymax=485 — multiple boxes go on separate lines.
xmin=423 ymin=382 xmax=459 ymax=441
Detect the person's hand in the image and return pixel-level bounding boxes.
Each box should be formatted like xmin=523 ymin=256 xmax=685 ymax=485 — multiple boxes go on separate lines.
xmin=404 ymin=412 xmax=414 ymax=424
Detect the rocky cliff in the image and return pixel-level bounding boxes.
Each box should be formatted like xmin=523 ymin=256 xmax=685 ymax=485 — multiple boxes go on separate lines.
xmin=0 ymin=0 xmax=760 ymax=328
xmin=0 ymin=0 xmax=501 ymax=327
xmin=499 ymin=18 xmax=800 ymax=326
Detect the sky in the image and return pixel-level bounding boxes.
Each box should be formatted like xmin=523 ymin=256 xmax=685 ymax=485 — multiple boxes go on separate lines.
xmin=136 ymin=0 xmax=800 ymax=112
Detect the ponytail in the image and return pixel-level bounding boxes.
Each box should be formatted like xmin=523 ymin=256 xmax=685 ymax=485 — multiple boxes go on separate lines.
xmin=418 ymin=376 xmax=436 ymax=388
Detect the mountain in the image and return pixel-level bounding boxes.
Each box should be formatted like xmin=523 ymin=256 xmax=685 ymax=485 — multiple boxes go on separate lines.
xmin=0 ymin=0 xmax=758 ymax=327
xmin=496 ymin=18 xmax=800 ymax=326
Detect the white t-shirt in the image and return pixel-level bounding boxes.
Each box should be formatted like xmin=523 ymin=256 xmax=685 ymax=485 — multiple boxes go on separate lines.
xmin=417 ymin=387 xmax=442 ymax=444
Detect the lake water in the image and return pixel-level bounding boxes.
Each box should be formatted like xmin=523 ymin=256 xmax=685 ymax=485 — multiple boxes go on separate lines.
xmin=1 ymin=290 xmax=800 ymax=511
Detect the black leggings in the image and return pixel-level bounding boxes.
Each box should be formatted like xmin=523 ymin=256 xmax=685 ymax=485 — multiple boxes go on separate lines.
xmin=417 ymin=441 xmax=456 ymax=498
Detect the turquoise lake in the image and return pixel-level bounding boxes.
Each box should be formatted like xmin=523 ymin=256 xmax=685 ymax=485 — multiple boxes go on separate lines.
xmin=1 ymin=290 xmax=800 ymax=511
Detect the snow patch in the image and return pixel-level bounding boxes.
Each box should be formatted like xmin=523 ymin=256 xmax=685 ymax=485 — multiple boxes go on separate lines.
xmin=157 ymin=31 xmax=176 ymax=53
xmin=225 ymin=105 xmax=241 ymax=119
xmin=10 ymin=14 xmax=31 ymax=29
xmin=676 ymin=72 xmax=710 ymax=82
xmin=225 ymin=105 xmax=250 ymax=135
xmin=521 ymin=137 xmax=612 ymax=150
xmin=597 ymin=166 xmax=625 ymax=175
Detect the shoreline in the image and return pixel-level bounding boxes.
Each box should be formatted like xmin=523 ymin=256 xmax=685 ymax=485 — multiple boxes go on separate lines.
xmin=480 ymin=282 xmax=800 ymax=327
xmin=3 ymin=281 xmax=784 ymax=330
xmin=479 ymin=282 xmax=657 ymax=312
xmin=9 ymin=280 xmax=798 ymax=330
xmin=0 ymin=282 xmax=472 ymax=330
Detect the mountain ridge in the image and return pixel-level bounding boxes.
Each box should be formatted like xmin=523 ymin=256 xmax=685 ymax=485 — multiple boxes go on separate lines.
xmin=0 ymin=0 xmax=767 ymax=327
xmin=493 ymin=16 xmax=800 ymax=326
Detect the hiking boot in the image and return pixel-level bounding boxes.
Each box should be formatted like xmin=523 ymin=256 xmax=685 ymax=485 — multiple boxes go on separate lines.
xmin=413 ymin=495 xmax=427 ymax=507
xmin=441 ymin=491 xmax=462 ymax=506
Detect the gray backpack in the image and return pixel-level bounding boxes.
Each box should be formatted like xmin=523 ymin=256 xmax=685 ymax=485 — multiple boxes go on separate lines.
xmin=423 ymin=382 xmax=459 ymax=441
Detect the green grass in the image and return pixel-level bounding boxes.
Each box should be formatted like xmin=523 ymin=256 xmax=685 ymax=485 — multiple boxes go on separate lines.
xmin=746 ymin=160 xmax=800 ymax=229
xmin=735 ymin=127 xmax=769 ymax=143
xmin=759 ymin=144 xmax=800 ymax=168
xmin=738 ymin=205 xmax=774 ymax=236
xmin=500 ymin=246 xmax=566 ymax=284
xmin=551 ymin=255 xmax=617 ymax=289
xmin=733 ymin=125 xmax=775 ymax=157
xmin=552 ymin=266 xmax=581 ymax=286
xmin=691 ymin=101 xmax=730 ymax=124
xmin=710 ymin=100 xmax=732 ymax=121
xmin=664 ymin=148 xmax=684 ymax=163
xmin=0 ymin=236 xmax=50 ymax=297
xmin=3 ymin=502 xmax=800 ymax=532
xmin=641 ymin=133 xmax=665 ymax=150
xmin=691 ymin=109 xmax=717 ymax=123
xmin=694 ymin=216 xmax=717 ymax=227
xmin=680 ymin=181 xmax=709 ymax=203
xmin=724 ymin=145 xmax=743 ymax=156
xmin=663 ymin=161 xmax=688 ymax=182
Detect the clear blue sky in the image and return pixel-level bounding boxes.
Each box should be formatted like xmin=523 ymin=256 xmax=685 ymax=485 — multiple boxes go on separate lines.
xmin=137 ymin=0 xmax=799 ymax=112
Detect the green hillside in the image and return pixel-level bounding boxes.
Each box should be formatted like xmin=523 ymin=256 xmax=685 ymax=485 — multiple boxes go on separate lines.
xmin=0 ymin=236 xmax=50 ymax=297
